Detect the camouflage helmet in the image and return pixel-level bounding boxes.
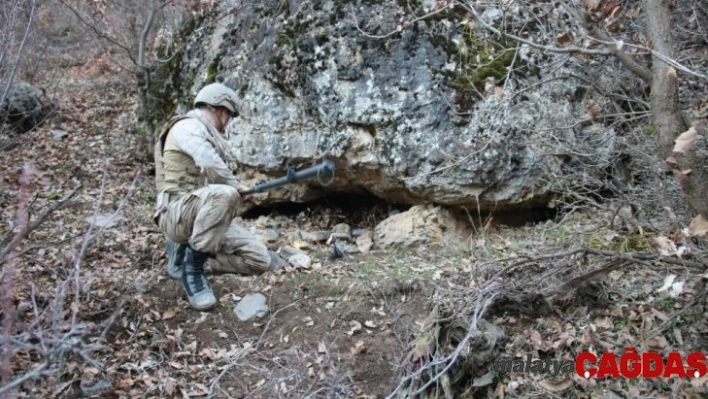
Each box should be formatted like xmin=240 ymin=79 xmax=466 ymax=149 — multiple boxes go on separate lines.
xmin=194 ymin=83 xmax=239 ymax=116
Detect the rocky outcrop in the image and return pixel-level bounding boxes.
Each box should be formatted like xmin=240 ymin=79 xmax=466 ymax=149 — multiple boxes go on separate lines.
xmin=154 ymin=0 xmax=625 ymax=212
xmin=1 ymin=81 xmax=52 ymax=133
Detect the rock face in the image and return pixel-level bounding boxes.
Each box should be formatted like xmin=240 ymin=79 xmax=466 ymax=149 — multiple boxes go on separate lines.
xmin=1 ymin=81 xmax=51 ymax=133
xmin=154 ymin=0 xmax=621 ymax=211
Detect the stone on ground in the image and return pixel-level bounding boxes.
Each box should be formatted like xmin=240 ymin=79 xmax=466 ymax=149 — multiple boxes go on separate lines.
xmin=288 ymin=253 xmax=312 ymax=269
xmin=233 ymin=293 xmax=269 ymax=321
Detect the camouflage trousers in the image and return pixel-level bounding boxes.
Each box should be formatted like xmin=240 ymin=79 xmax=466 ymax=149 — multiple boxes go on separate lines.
xmin=154 ymin=184 xmax=271 ymax=275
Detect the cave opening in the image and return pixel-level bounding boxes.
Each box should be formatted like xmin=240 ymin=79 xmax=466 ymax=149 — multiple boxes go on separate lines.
xmin=240 ymin=191 xmax=412 ymax=230
xmin=241 ymin=190 xmax=560 ymax=233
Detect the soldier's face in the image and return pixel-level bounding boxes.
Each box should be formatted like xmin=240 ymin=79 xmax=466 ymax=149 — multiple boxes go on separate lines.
xmin=217 ymin=108 xmax=231 ymax=132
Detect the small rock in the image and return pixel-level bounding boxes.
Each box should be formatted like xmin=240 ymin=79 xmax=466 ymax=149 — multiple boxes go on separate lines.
xmin=52 ymin=129 xmax=69 ymax=141
xmin=233 ymin=293 xmax=269 ymax=321
xmin=356 ymin=230 xmax=374 ymax=253
xmin=286 ymin=230 xmax=303 ymax=241
xmin=340 ymin=243 xmax=360 ymax=255
xmin=288 ymin=253 xmax=312 ymax=269
xmin=255 ymin=215 xmax=280 ymax=229
xmin=332 ymin=223 xmax=352 ymax=240
xmin=279 ymin=245 xmax=308 ymax=259
xmin=290 ymin=239 xmax=314 ymax=250
xmin=351 ymin=228 xmax=369 ymax=238
xmin=268 ymin=250 xmax=289 ymax=270
xmin=255 ymin=229 xmax=280 ymax=244
xmin=303 ymin=230 xmax=331 ymax=243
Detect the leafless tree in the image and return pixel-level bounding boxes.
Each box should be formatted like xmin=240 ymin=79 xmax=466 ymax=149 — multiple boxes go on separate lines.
xmin=55 ymin=0 xmax=202 ymax=160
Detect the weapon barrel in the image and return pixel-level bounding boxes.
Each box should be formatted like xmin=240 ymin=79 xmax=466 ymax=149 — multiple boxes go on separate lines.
xmin=240 ymin=160 xmax=336 ymax=196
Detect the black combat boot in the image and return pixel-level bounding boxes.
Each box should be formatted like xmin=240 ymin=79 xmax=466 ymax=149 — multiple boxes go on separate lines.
xmin=181 ymin=246 xmax=217 ymax=310
xmin=166 ymin=239 xmax=187 ymax=280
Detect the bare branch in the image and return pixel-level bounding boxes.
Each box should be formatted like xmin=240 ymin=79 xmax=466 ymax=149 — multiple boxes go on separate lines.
xmin=456 ymin=1 xmax=611 ymax=56
xmin=0 ymin=184 xmax=83 ymax=264
xmin=56 ymin=0 xmax=136 ymax=63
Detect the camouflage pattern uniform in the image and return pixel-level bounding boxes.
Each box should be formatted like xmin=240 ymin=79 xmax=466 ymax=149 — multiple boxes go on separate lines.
xmin=153 ymin=83 xmax=273 ymax=310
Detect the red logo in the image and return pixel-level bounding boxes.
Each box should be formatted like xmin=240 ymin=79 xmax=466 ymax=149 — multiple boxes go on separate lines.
xmin=576 ymin=348 xmax=707 ymax=379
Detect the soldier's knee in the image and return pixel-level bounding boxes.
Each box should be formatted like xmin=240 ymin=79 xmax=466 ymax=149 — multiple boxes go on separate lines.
xmin=250 ymin=242 xmax=271 ymax=271
xmin=208 ymin=185 xmax=240 ymax=208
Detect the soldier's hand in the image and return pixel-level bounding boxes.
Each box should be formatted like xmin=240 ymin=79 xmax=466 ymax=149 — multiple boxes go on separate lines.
xmin=237 ymin=185 xmax=250 ymax=195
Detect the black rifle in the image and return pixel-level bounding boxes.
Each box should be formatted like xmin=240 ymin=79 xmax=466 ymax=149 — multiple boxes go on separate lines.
xmin=239 ymin=160 xmax=336 ymax=197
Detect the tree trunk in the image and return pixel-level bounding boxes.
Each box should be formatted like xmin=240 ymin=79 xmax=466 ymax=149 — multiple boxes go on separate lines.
xmin=644 ymin=0 xmax=683 ymax=159
xmin=136 ymin=68 xmax=156 ymax=163
xmin=645 ymin=0 xmax=708 ymax=219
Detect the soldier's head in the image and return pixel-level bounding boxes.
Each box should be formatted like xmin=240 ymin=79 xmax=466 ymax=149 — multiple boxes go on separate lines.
xmin=194 ymin=83 xmax=239 ymax=133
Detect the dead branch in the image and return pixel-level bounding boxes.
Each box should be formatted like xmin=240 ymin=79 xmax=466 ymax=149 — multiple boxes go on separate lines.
xmin=0 ymin=160 xmax=137 ymax=396
xmin=0 ymin=163 xmax=33 ymax=387
xmin=456 ymin=1 xmax=610 ymax=56
xmin=0 ymin=183 xmax=83 ymax=265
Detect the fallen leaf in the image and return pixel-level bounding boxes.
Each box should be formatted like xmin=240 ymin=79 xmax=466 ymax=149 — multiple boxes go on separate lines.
xmin=347 ymin=320 xmax=362 ymax=336
xmin=539 ymin=377 xmax=573 ymax=393
xmin=657 ymin=274 xmax=677 ymax=292
xmin=318 ymin=341 xmax=327 ymax=353
xmin=670 ymin=280 xmax=685 ymax=297
xmin=653 ymin=236 xmax=677 ymax=256
xmin=530 ymin=329 xmax=543 ymax=350
xmin=556 ymin=31 xmax=574 ymax=46
xmin=688 ymin=215 xmax=708 ymax=237
xmin=364 ymin=320 xmax=376 ymax=328
xmin=350 ymin=340 xmax=367 ymax=354
xmin=615 ymin=40 xmax=624 ymax=50
xmin=594 ymin=317 xmax=613 ymax=331
xmin=581 ymin=0 xmax=600 ymax=10
xmin=667 ymin=67 xmax=678 ymax=79
xmin=162 ymin=310 xmax=175 ymax=320
xmin=648 ymin=335 xmax=668 ymax=349
xmin=672 ymin=126 xmax=697 ymax=154
xmin=651 ymin=308 xmax=669 ymax=321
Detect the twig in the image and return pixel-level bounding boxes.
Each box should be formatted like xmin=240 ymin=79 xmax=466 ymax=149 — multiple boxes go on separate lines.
xmin=0 ymin=363 xmax=48 ymax=397
xmin=456 ymin=2 xmax=610 ymax=56
xmin=0 ymin=163 xmax=34 ymax=388
xmin=0 ymin=184 xmax=83 ymax=263
xmin=257 ymin=299 xmax=302 ymax=344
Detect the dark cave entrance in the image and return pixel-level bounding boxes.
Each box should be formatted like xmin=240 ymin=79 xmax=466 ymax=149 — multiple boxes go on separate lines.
xmin=240 ymin=191 xmax=412 ymax=230
xmin=241 ymin=191 xmax=560 ymax=232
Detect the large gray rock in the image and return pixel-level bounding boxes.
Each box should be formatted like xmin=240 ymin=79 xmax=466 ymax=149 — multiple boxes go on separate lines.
xmin=155 ymin=0 xmax=621 ymax=211
xmin=1 ymin=81 xmax=52 ymax=133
